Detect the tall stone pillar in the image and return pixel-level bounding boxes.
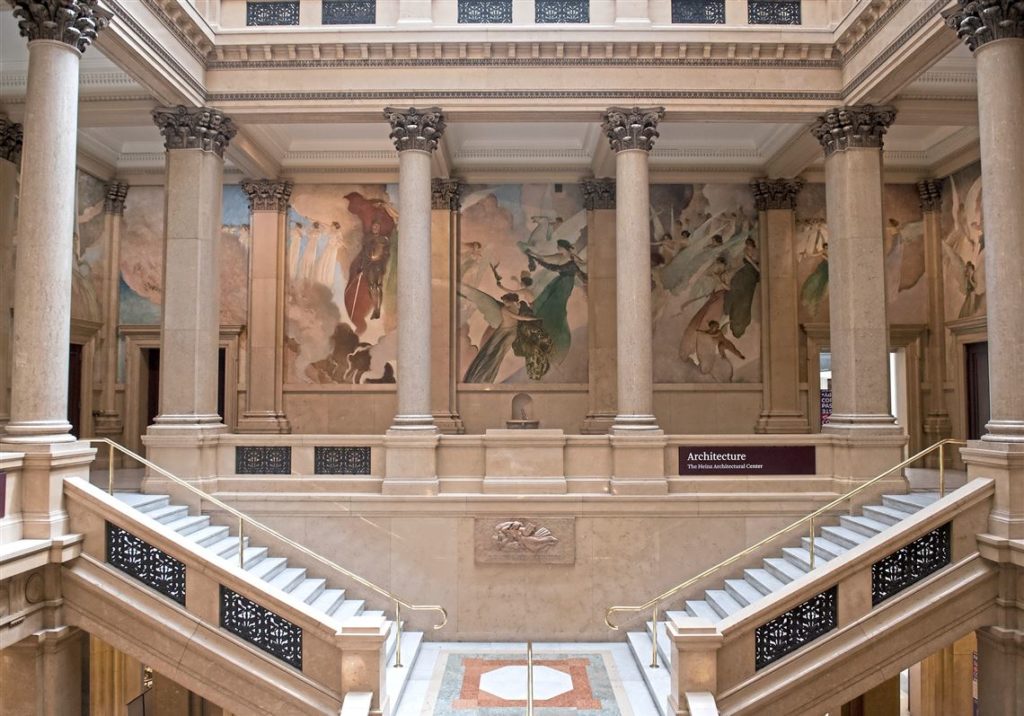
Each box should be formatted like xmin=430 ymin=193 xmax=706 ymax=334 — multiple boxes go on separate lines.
xmin=1 ymin=0 xmax=109 ymax=539
xmin=917 ymin=179 xmax=952 ymax=457
xmin=0 ymin=118 xmax=21 ymax=434
xmin=94 ymin=182 xmax=128 ymax=438
xmin=430 ymin=178 xmax=464 ymax=434
xmin=580 ymin=178 xmax=618 ymax=435
xmin=238 ymin=179 xmax=292 ymax=434
xmin=381 ymin=107 xmax=445 ymax=494
xmin=977 ymin=626 xmax=1024 ymax=716
xmin=0 ymin=626 xmax=84 ymax=716
xmin=751 ymin=177 xmax=811 ymax=434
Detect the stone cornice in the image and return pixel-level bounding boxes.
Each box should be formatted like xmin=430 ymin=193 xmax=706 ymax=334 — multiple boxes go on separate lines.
xmin=917 ymin=179 xmax=944 ymax=212
xmin=241 ymin=178 xmax=293 ymax=212
xmin=944 ymin=0 xmax=1024 ymax=51
xmin=384 ymin=107 xmax=446 ymax=153
xmin=11 ymin=0 xmax=112 ymax=53
xmin=152 ymin=105 xmax=237 ymax=157
xmin=431 ymin=178 xmax=462 ymax=210
xmin=0 ymin=119 xmax=23 ymax=165
xmin=104 ymin=182 xmax=129 ymax=214
xmin=811 ymin=105 xmax=897 ymax=157
xmin=602 ymin=106 xmax=665 ymax=153
xmin=580 ymin=178 xmax=616 ymax=210
xmin=751 ymin=177 xmax=804 ymax=211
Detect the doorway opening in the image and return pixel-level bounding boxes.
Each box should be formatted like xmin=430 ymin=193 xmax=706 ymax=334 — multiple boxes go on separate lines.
xmin=964 ymin=341 xmax=990 ymax=440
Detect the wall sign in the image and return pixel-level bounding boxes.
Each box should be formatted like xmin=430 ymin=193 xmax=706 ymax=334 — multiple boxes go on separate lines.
xmin=820 ymin=389 xmax=833 ymax=425
xmin=0 ymin=471 xmax=5 ymax=518
xmin=679 ymin=445 xmax=816 ymax=475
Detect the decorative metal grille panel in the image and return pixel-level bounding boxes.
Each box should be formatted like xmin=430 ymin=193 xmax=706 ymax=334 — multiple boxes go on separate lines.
xmin=536 ymin=0 xmax=589 ymax=23
xmin=235 ymin=446 xmax=291 ymax=475
xmin=106 ymin=522 xmax=186 ymax=605
xmin=458 ymin=0 xmax=513 ymax=23
xmin=748 ymin=0 xmax=801 ymax=25
xmin=220 ymin=587 xmax=303 ymax=669
xmin=872 ymin=522 xmax=952 ymax=606
xmin=314 ymin=446 xmax=372 ymax=475
xmin=755 ymin=586 xmax=837 ymax=669
xmin=322 ymin=0 xmax=376 ymax=24
xmin=672 ymin=0 xmax=726 ymax=23
xmin=246 ymin=1 xmax=300 ymax=26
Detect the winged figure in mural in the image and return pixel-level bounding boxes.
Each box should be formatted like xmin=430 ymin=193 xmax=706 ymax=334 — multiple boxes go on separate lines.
xmin=459 ymin=285 xmax=553 ymax=383
xmin=943 ymin=241 xmax=985 ymax=318
xmin=522 ymin=238 xmax=587 ymax=365
xmin=342 ymin=192 xmax=398 ymax=334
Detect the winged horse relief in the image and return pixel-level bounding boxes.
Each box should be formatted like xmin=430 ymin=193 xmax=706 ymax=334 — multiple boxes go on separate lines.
xmin=492 ymin=521 xmax=560 ymax=553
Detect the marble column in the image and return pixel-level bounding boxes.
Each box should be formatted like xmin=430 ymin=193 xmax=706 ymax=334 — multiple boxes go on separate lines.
xmin=0 ymin=627 xmax=84 ymax=716
xmin=146 ymin=106 xmax=236 ymax=439
xmin=918 ymin=179 xmax=952 ymax=457
xmin=94 ymin=182 xmax=128 ymax=437
xmin=430 ymin=178 xmax=464 ymax=434
xmin=580 ymin=178 xmax=618 ymax=434
xmin=0 ymin=118 xmax=21 ymax=434
xmin=977 ymin=626 xmax=1024 ymax=716
xmin=602 ymin=106 xmax=664 ymax=435
xmin=238 ymin=179 xmax=292 ymax=434
xmin=751 ymin=177 xmax=811 ymax=434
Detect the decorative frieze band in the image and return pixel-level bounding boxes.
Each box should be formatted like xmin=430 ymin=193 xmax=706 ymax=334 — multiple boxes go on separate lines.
xmin=241 ymin=178 xmax=293 ymax=212
xmin=151 ymin=105 xmax=237 ymax=158
xmin=751 ymin=177 xmax=804 ymax=211
xmin=11 ymin=0 xmax=112 ymax=53
xmin=601 ymin=106 xmax=665 ymax=153
xmin=917 ymin=179 xmax=944 ymax=212
xmin=104 ymin=182 xmax=129 ymax=215
xmin=580 ymin=178 xmax=616 ymax=210
xmin=811 ymin=105 xmax=897 ymax=157
xmin=431 ymin=178 xmax=463 ymax=210
xmin=944 ymin=0 xmax=1024 ymax=52
xmin=0 ymin=119 xmax=23 ymax=165
xmin=383 ymin=106 xmax=446 ymax=153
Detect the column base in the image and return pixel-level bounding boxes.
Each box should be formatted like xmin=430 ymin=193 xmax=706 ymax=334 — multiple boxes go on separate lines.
xmin=432 ymin=412 xmax=465 ymax=435
xmin=142 ymin=423 xmax=226 ymax=492
xmin=822 ymin=423 xmax=907 ymax=500
xmin=610 ymin=414 xmax=662 ymax=436
xmin=236 ymin=411 xmax=291 ymax=434
xmin=610 ymin=434 xmax=668 ymax=495
xmin=754 ymin=411 xmax=811 ymax=434
xmin=982 ymin=419 xmax=1024 ymax=444
xmin=388 ymin=414 xmax=439 ymax=434
xmin=1 ymin=419 xmax=76 ymax=444
xmin=581 ymin=412 xmax=616 ymax=435
xmin=382 ymin=432 xmax=439 ymax=495
xmin=962 ymin=439 xmax=1024 ymax=541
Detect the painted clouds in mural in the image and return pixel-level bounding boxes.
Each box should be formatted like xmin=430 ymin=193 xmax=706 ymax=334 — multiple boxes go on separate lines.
xmin=458 ymin=184 xmax=588 ymax=384
xmin=940 ymin=162 xmax=985 ymax=320
xmin=285 ymin=184 xmax=399 ymax=385
xmin=650 ymin=184 xmax=761 ymax=383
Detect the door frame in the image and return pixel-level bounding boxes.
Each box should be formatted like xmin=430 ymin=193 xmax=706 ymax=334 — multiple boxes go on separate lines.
xmin=70 ymin=318 xmax=101 ymax=439
xmin=947 ymin=315 xmax=988 ymax=443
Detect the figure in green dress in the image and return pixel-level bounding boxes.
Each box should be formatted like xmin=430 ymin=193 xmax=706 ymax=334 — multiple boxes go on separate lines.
xmin=523 ymin=239 xmax=587 ymax=365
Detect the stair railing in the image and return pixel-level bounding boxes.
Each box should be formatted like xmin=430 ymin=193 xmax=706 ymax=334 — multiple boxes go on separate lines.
xmin=604 ymin=438 xmax=966 ymax=646
xmin=87 ymin=438 xmax=448 ymax=650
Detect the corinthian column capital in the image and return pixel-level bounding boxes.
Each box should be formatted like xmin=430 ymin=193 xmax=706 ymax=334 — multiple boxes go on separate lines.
xmin=0 ymin=119 xmax=23 ymax=165
xmin=580 ymin=178 xmax=616 ymax=209
xmin=151 ymin=106 xmax=237 ymax=158
xmin=811 ymin=105 xmax=897 ymax=157
xmin=384 ymin=107 xmax=446 ymax=152
xmin=944 ymin=0 xmax=1024 ymax=52
xmin=601 ymin=106 xmax=665 ymax=152
xmin=241 ymin=179 xmax=293 ymax=212
xmin=104 ymin=182 xmax=129 ymax=215
xmin=11 ymin=0 xmax=112 ymax=52
xmin=751 ymin=177 xmax=804 ymax=211
xmin=917 ymin=179 xmax=944 ymax=213
xmin=431 ymin=178 xmax=463 ymax=210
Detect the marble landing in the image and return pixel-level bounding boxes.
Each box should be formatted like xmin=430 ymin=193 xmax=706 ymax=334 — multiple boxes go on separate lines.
xmin=393 ymin=643 xmax=660 ymax=716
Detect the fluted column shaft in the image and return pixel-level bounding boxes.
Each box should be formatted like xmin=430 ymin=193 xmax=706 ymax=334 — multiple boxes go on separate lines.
xmin=95 ymin=183 xmax=128 ymax=435
xmin=918 ymin=180 xmax=952 ymax=453
xmin=581 ymin=179 xmax=618 ymax=434
xmin=430 ymin=178 xmax=464 ymax=433
xmin=0 ymin=120 xmax=20 ymax=433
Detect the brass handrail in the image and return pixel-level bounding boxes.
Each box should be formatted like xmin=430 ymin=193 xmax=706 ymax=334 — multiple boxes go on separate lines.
xmin=89 ymin=437 xmax=448 ymax=636
xmin=526 ymin=641 xmax=535 ymax=716
xmin=605 ymin=438 xmax=966 ymax=631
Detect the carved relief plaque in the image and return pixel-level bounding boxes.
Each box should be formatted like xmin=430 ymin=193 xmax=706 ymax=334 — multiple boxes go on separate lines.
xmin=474 ymin=517 xmax=575 ymax=564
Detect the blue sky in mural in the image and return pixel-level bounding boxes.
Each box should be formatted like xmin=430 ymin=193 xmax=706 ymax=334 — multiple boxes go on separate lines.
xmin=223 ymin=184 xmax=249 ymax=225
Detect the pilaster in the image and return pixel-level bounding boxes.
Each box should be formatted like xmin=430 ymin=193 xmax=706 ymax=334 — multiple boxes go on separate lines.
xmin=0 ymin=626 xmax=85 ymax=716
xmin=580 ymin=178 xmax=617 ymax=435
xmin=0 ymin=118 xmax=21 ymax=434
xmin=94 ymin=181 xmax=128 ymax=437
xmin=430 ymin=178 xmax=464 ymax=434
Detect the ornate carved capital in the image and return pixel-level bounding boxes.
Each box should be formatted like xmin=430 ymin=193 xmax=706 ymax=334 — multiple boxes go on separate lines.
xmin=944 ymin=0 xmax=1024 ymax=52
xmin=104 ymin=182 xmax=129 ymax=215
xmin=431 ymin=178 xmax=463 ymax=210
xmin=151 ymin=105 xmax=237 ymax=158
xmin=751 ymin=177 xmax=804 ymax=211
xmin=11 ymin=0 xmax=112 ymax=53
xmin=0 ymin=119 xmax=23 ymax=165
xmin=580 ymin=178 xmax=616 ymax=209
xmin=383 ymin=106 xmax=446 ymax=153
xmin=917 ymin=179 xmax=944 ymax=213
xmin=811 ymin=105 xmax=897 ymax=157
xmin=601 ymin=106 xmax=665 ymax=153
xmin=241 ymin=179 xmax=293 ymax=212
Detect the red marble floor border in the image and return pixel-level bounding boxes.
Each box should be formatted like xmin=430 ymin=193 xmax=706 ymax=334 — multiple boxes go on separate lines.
xmin=454 ymin=657 xmax=600 ymax=709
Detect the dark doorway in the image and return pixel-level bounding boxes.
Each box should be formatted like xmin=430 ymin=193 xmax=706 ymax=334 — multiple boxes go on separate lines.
xmin=217 ymin=347 xmax=226 ymax=421
xmin=965 ymin=341 xmax=990 ymax=440
xmin=141 ymin=348 xmax=160 ymax=429
xmin=68 ymin=343 xmax=83 ymax=438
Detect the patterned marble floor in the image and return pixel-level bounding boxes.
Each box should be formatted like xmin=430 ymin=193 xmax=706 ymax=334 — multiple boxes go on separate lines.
xmin=394 ymin=643 xmax=660 ymax=716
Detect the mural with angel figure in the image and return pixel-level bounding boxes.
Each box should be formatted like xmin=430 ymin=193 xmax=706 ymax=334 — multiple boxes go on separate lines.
xmin=458 ymin=184 xmax=588 ymax=384
xmin=939 ymin=162 xmax=985 ymax=320
xmin=284 ymin=184 xmax=400 ymax=385
xmin=650 ymin=184 xmax=761 ymax=383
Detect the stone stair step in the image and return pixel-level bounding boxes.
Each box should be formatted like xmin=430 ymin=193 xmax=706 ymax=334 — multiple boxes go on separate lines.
xmin=310 ymin=588 xmax=347 ymax=616
xmin=333 ymin=599 xmax=366 ymax=621
xmin=288 ymin=578 xmax=327 ymax=605
xmin=764 ymin=556 xmax=808 ymax=584
xmin=268 ymin=567 xmax=307 ymax=593
xmin=744 ymin=568 xmax=786 ymax=595
xmin=246 ymin=556 xmax=289 ymax=581
xmin=207 ymin=536 xmax=249 ymax=558
xmin=114 ymin=493 xmax=169 ymax=511
xmin=164 ymin=515 xmax=210 ymax=537
xmin=341 ymin=692 xmax=373 ymax=716
xmin=224 ymin=546 xmax=269 ymax=569
xmin=883 ymin=492 xmax=938 ymax=512
xmin=145 ymin=504 xmax=190 ymax=524
xmin=362 ymin=610 xmax=385 ymax=618
xmin=782 ymin=547 xmax=827 ymax=572
xmin=724 ymin=578 xmax=763 ymax=606
xmin=644 ymin=620 xmax=673 ymax=668
xmin=705 ymin=589 xmax=744 ymax=619
xmin=684 ymin=600 xmax=719 ymax=622
xmin=800 ymin=536 xmax=847 ymax=560
xmin=386 ymin=630 xmax=424 ymax=712
xmin=820 ymin=525 xmax=870 ymax=550
xmin=626 ymin=631 xmax=671 ymax=716
xmin=863 ymin=504 xmax=911 ymax=526
xmin=840 ymin=515 xmax=892 ymax=538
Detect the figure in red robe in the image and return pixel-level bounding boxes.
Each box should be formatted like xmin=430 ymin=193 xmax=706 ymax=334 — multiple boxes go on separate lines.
xmin=342 ymin=192 xmax=396 ymax=334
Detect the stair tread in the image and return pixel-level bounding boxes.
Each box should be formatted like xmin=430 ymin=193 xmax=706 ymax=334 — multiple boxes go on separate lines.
xmin=820 ymin=525 xmax=870 ymax=548
xmin=333 ymin=600 xmax=366 ymax=621
xmin=145 ymin=504 xmax=190 ymax=523
xmin=863 ymin=504 xmax=913 ymax=524
xmin=705 ymin=589 xmax=744 ymax=618
xmin=842 ymin=515 xmax=892 ymax=535
xmin=288 ymin=578 xmax=327 ymax=604
xmin=685 ymin=600 xmax=720 ymax=622
xmin=268 ymin=567 xmax=307 ymax=591
xmin=744 ymin=568 xmax=786 ymax=595
xmin=801 ymin=536 xmax=847 ymax=558
xmin=246 ymin=556 xmax=288 ymax=580
xmin=885 ymin=492 xmax=938 ymax=510
xmin=724 ymin=579 xmax=763 ymax=606
xmin=207 ymin=536 xmax=248 ymax=556
xmin=223 ymin=546 xmax=268 ymax=568
xmin=186 ymin=525 xmax=230 ymax=546
xmin=765 ymin=557 xmax=808 ymax=582
xmin=310 ymin=589 xmax=347 ymax=615
xmin=114 ymin=493 xmax=169 ymax=510
xmin=164 ymin=515 xmax=210 ymax=535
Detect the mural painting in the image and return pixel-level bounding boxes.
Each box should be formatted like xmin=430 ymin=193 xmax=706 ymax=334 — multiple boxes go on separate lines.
xmin=73 ymin=170 xmax=107 ymax=323
xmin=650 ymin=183 xmax=761 ymax=383
xmin=284 ymin=184 xmax=399 ymax=385
xmin=458 ymin=184 xmax=588 ymax=384
xmin=940 ymin=162 xmax=985 ymax=321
